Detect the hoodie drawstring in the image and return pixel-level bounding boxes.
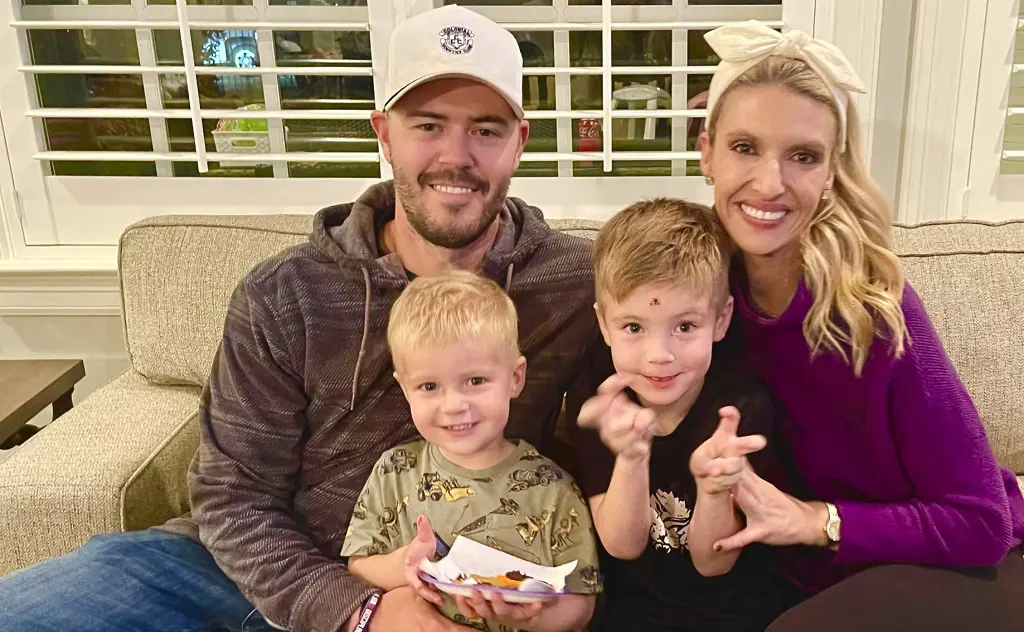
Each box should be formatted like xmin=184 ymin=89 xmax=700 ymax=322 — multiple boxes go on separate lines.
xmin=505 ymin=263 xmax=514 ymax=291
xmin=351 ymin=267 xmax=371 ymax=409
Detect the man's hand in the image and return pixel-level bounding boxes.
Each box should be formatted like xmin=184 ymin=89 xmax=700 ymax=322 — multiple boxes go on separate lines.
xmin=405 ymin=515 xmax=442 ymax=605
xmin=577 ymin=374 xmax=656 ymax=462
xmin=690 ymin=406 xmax=767 ymax=495
xmin=355 ymin=586 xmax=477 ymax=632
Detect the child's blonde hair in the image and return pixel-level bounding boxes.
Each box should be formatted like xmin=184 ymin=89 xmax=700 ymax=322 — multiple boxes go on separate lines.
xmin=593 ymin=197 xmax=731 ymax=308
xmin=387 ymin=270 xmax=520 ymax=370
xmin=707 ymin=56 xmax=908 ymax=376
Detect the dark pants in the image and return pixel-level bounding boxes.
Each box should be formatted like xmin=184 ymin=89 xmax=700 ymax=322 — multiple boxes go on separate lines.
xmin=769 ymin=551 xmax=1024 ymax=632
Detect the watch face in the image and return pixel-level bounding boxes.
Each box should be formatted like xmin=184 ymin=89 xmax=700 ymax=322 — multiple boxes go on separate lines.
xmin=826 ymin=522 xmax=840 ymax=541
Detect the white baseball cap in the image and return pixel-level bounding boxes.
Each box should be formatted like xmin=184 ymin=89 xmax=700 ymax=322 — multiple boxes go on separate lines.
xmin=384 ymin=4 xmax=524 ymax=119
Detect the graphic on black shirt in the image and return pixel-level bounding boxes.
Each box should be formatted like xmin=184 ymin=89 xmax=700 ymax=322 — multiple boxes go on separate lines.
xmin=650 ymin=489 xmax=692 ymax=553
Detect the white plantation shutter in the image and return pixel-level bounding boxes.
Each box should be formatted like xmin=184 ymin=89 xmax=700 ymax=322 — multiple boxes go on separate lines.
xmin=967 ymin=0 xmax=1024 ymax=220
xmin=0 ymin=0 xmax=813 ymax=252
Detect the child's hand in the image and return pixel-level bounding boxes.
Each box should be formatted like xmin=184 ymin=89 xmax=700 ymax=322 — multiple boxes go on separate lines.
xmin=404 ymin=515 xmax=443 ymax=605
xmin=690 ymin=407 xmax=767 ymax=495
xmin=578 ymin=374 xmax=656 ymax=462
xmin=454 ymin=590 xmax=549 ymax=629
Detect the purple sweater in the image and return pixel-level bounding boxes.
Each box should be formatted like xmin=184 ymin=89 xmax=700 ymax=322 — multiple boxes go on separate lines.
xmin=734 ymin=280 xmax=1024 ymax=592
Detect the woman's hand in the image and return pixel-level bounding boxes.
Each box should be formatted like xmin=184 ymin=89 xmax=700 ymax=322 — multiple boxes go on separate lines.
xmin=690 ymin=406 xmax=767 ymax=495
xmin=714 ymin=469 xmax=830 ymax=552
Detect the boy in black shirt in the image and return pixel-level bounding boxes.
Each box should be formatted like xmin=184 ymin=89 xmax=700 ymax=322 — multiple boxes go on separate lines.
xmin=566 ymin=198 xmax=784 ymax=631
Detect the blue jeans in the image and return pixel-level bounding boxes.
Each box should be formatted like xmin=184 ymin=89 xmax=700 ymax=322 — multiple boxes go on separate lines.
xmin=0 ymin=530 xmax=277 ymax=632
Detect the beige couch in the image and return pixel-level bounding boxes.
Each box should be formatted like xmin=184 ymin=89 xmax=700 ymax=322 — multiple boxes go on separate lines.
xmin=2 ymin=215 xmax=1023 ymax=576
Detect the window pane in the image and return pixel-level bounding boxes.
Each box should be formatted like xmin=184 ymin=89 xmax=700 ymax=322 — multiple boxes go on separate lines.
xmin=274 ymin=31 xmax=371 ymax=67
xmin=569 ymin=0 xmax=779 ymax=3
xmin=280 ymin=76 xmax=374 ymax=111
xmin=569 ymin=30 xmax=671 ymax=68
xmin=274 ymin=31 xmax=374 ymax=109
xmin=160 ymin=74 xmax=265 ymax=109
xmin=44 ymin=117 xmax=156 ymax=175
xmin=37 ymin=74 xmax=146 ymax=109
xmin=269 ymin=0 xmax=365 ymax=5
xmin=24 ymin=0 xmax=128 ymax=5
xmin=518 ymin=118 xmax=557 ymax=178
xmin=445 ymin=0 xmax=552 ymax=5
xmin=154 ymin=29 xmax=260 ymax=67
xmin=148 ymin=0 xmax=251 ymax=5
xmin=1002 ymin=59 xmax=1024 ymax=174
xmin=29 ymin=29 xmax=139 ymax=65
xmin=285 ymin=119 xmax=378 ymax=178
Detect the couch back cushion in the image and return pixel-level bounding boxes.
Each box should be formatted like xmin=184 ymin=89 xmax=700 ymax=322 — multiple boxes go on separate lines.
xmin=118 ymin=216 xmax=1023 ymax=472
xmin=119 ymin=215 xmax=311 ymax=386
xmin=891 ymin=220 xmax=1024 ymax=472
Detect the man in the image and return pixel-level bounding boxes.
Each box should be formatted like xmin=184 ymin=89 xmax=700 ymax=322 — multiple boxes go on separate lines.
xmin=0 ymin=6 xmax=597 ymax=632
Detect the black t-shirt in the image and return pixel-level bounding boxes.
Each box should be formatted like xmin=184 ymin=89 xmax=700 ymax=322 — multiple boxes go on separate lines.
xmin=565 ymin=341 xmax=787 ymax=632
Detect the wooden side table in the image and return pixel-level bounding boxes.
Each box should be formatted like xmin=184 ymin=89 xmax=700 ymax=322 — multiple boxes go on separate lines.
xmin=0 ymin=360 xmax=86 ymax=450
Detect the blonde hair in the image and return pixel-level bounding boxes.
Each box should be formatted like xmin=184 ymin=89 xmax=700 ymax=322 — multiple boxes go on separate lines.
xmin=593 ymin=197 xmax=731 ymax=308
xmin=708 ymin=56 xmax=908 ymax=375
xmin=387 ymin=270 xmax=520 ymax=370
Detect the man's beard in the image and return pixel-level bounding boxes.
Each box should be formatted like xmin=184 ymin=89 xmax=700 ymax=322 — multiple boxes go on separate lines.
xmin=394 ymin=165 xmax=510 ymax=250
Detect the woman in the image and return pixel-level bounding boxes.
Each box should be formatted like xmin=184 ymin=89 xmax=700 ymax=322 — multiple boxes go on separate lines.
xmin=696 ymin=20 xmax=1024 ymax=630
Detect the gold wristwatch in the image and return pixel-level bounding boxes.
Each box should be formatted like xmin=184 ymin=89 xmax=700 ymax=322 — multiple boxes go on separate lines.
xmin=824 ymin=502 xmax=841 ymax=549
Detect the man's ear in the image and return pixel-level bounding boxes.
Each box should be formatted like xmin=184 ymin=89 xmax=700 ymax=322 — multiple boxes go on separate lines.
xmin=371 ymin=110 xmax=393 ymax=163
xmin=511 ymin=119 xmax=530 ymax=172
xmin=510 ymin=356 xmax=527 ymax=398
xmin=595 ymin=303 xmax=612 ymax=347
xmin=713 ymin=295 xmax=734 ymax=342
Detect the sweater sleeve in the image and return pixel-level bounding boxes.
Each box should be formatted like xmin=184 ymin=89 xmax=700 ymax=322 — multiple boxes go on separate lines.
xmin=191 ymin=279 xmax=375 ymax=632
xmin=835 ymin=286 xmax=1019 ymax=567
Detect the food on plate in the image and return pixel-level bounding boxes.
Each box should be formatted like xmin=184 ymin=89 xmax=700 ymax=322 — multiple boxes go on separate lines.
xmin=453 ymin=571 xmax=554 ymax=592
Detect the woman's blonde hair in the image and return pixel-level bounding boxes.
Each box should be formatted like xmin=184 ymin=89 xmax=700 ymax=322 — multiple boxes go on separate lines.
xmin=707 ymin=56 xmax=908 ymax=375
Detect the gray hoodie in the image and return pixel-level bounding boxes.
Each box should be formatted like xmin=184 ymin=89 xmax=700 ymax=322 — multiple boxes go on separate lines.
xmin=159 ymin=181 xmax=597 ymax=632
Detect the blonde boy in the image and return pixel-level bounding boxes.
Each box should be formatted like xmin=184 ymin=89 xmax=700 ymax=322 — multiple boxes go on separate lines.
xmin=566 ymin=199 xmax=783 ymax=632
xmin=342 ymin=271 xmax=601 ymax=632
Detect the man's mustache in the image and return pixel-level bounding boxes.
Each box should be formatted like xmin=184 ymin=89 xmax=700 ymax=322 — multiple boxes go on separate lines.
xmin=419 ymin=170 xmax=488 ymax=192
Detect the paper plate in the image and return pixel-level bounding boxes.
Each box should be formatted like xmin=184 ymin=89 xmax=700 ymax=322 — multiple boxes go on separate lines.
xmin=418 ymin=572 xmax=566 ymax=604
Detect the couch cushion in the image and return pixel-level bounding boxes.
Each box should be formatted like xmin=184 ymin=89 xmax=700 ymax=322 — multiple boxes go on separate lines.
xmin=119 ymin=215 xmax=311 ymax=385
xmin=892 ymin=220 xmax=1024 ymax=473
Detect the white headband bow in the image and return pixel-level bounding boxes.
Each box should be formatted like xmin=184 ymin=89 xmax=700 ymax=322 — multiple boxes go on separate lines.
xmin=704 ymin=20 xmax=866 ymax=153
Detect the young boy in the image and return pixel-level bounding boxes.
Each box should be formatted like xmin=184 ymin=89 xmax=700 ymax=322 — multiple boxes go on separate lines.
xmin=566 ymin=198 xmax=784 ymax=632
xmin=341 ymin=271 xmax=601 ymax=632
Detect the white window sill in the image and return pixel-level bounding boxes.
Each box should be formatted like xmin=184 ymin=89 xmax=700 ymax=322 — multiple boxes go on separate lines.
xmin=0 ymin=258 xmax=120 ymax=316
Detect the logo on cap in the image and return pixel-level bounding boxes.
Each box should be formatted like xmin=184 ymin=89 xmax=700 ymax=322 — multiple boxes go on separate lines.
xmin=439 ymin=25 xmax=474 ymax=55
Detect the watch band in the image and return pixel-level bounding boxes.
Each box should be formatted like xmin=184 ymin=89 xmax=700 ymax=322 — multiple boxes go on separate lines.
xmin=352 ymin=591 xmax=383 ymax=632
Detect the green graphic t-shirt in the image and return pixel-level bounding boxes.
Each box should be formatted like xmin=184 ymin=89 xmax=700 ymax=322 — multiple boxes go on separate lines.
xmin=341 ymin=439 xmax=602 ymax=631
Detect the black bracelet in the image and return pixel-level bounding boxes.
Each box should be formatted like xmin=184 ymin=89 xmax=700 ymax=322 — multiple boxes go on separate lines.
xmin=352 ymin=591 xmax=383 ymax=632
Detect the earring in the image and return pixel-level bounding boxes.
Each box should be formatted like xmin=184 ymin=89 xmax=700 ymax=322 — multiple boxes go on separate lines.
xmin=821 ymin=188 xmax=831 ymax=201
xmin=704 ymin=176 xmax=715 ymax=186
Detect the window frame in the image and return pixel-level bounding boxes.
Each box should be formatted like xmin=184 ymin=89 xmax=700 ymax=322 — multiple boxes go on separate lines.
xmin=0 ymin=0 xmax=892 ymax=269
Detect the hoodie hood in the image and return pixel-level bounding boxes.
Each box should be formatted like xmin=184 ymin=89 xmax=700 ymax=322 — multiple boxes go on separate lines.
xmin=307 ymin=179 xmax=554 ymax=409
xmin=308 ymin=180 xmax=550 ymax=288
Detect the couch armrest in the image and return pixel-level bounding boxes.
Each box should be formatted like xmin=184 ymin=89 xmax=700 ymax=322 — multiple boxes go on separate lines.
xmin=0 ymin=371 xmax=201 ymax=576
